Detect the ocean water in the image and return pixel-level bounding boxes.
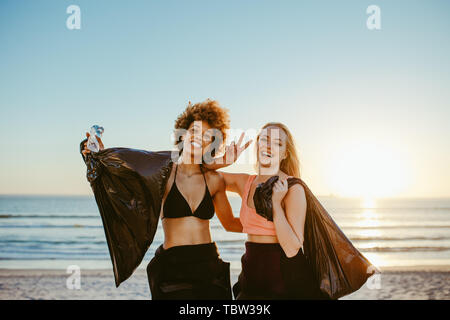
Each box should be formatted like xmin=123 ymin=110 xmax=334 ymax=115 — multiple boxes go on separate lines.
xmin=1 ymin=195 xmax=450 ymax=271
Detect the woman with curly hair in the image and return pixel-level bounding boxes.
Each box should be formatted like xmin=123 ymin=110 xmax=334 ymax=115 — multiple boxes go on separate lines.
xmin=82 ymin=99 xmax=247 ymax=299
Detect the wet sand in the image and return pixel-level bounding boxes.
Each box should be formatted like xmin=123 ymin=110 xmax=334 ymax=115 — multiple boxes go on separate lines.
xmin=0 ymin=266 xmax=449 ymax=300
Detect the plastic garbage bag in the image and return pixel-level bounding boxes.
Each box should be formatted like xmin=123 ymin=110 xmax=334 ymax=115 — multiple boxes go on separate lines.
xmin=253 ymin=175 xmax=379 ymax=299
xmin=79 ymin=138 xmax=174 ymax=287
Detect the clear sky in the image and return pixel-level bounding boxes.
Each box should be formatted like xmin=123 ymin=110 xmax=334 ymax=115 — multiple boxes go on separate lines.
xmin=1 ymin=0 xmax=449 ymax=198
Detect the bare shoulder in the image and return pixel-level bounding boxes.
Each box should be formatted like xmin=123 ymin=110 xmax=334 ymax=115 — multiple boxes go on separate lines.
xmin=282 ymin=183 xmax=307 ymax=219
xmin=227 ymin=172 xmax=250 ymax=184
xmin=204 ymin=169 xmax=223 ymax=184
xmin=285 ymin=183 xmax=306 ymax=203
xmin=225 ymin=172 xmax=251 ymax=193
xmin=204 ymin=170 xmax=226 ymax=195
xmin=205 ymin=170 xmax=249 ymax=195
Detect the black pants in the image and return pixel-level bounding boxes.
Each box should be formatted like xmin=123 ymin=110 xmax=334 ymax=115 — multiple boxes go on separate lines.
xmin=233 ymin=242 xmax=329 ymax=300
xmin=146 ymin=242 xmax=232 ymax=300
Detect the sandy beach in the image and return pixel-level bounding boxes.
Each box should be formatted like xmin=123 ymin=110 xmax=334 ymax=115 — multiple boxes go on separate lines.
xmin=1 ymin=266 xmax=449 ymax=300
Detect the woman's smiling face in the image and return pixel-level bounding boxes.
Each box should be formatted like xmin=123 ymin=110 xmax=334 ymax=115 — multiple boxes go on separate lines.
xmin=257 ymin=125 xmax=287 ymax=168
xmin=181 ymin=120 xmax=213 ymax=162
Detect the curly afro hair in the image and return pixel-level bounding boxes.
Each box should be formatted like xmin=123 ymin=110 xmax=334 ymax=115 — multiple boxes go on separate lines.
xmin=174 ymin=99 xmax=230 ymax=147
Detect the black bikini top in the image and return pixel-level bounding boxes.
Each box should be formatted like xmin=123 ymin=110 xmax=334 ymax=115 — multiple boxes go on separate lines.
xmin=162 ymin=164 xmax=215 ymax=220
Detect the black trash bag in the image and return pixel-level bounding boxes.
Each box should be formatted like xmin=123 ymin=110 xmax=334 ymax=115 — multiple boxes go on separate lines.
xmin=79 ymin=138 xmax=174 ymax=287
xmin=253 ymin=175 xmax=379 ymax=299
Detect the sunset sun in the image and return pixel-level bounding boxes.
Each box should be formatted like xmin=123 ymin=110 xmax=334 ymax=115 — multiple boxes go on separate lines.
xmin=327 ymin=140 xmax=410 ymax=199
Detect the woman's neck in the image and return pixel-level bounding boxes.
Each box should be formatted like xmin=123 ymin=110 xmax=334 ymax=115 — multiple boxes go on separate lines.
xmin=177 ymin=156 xmax=202 ymax=176
xmin=256 ymin=165 xmax=282 ymax=183
xmin=258 ymin=165 xmax=280 ymax=176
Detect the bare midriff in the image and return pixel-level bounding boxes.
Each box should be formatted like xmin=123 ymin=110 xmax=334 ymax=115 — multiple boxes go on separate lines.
xmin=161 ymin=216 xmax=212 ymax=249
xmin=247 ymin=234 xmax=279 ymax=243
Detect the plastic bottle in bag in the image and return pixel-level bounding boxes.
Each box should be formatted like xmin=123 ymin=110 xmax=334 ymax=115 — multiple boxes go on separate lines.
xmin=87 ymin=125 xmax=104 ymax=153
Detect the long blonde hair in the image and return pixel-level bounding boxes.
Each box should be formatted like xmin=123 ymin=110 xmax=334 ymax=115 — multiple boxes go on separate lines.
xmin=255 ymin=122 xmax=301 ymax=178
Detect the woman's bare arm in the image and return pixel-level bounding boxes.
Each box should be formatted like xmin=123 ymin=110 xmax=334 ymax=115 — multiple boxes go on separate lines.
xmin=210 ymin=172 xmax=243 ymax=232
xmin=271 ymin=180 xmax=306 ymax=258
xmin=217 ymin=172 xmax=248 ymax=195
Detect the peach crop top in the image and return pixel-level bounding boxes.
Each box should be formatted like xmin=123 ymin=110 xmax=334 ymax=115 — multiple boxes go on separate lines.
xmin=240 ymin=175 xmax=277 ymax=236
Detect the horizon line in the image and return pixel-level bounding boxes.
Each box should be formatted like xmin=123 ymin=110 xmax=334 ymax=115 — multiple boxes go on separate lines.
xmin=1 ymin=193 xmax=450 ymax=200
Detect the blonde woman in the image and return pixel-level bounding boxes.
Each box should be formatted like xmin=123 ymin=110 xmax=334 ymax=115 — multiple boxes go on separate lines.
xmin=205 ymin=122 xmax=327 ymax=299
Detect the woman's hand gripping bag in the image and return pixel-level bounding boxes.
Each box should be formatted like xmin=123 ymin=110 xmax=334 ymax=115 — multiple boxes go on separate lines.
xmin=79 ymin=138 xmax=174 ymax=287
xmin=253 ymin=176 xmax=380 ymax=299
